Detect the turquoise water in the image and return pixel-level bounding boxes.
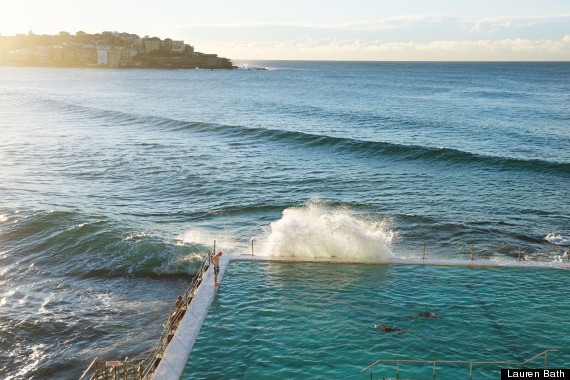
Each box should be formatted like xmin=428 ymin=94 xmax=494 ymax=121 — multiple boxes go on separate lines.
xmin=184 ymin=261 xmax=569 ymax=379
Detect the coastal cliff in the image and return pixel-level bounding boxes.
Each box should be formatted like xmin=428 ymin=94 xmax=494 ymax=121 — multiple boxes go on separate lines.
xmin=0 ymin=31 xmax=235 ymax=69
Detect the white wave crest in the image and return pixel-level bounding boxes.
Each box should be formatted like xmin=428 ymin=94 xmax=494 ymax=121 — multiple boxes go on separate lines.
xmin=258 ymin=199 xmax=395 ymax=261
xmin=545 ymin=233 xmax=570 ymax=246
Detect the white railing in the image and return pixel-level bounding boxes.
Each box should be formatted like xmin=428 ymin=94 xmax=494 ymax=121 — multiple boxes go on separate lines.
xmin=361 ymin=349 xmax=558 ymax=380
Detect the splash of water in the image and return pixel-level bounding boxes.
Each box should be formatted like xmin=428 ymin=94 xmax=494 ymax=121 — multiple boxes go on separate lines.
xmin=258 ymin=200 xmax=394 ymax=261
xmin=545 ymin=233 xmax=570 ymax=246
xmin=178 ymin=228 xmax=246 ymax=254
xmin=179 ymin=229 xmax=215 ymax=247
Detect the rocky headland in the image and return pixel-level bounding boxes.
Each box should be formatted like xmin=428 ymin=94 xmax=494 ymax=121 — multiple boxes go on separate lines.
xmin=0 ymin=31 xmax=235 ymax=69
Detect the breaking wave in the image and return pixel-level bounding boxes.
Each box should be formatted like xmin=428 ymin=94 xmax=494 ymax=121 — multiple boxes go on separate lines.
xmin=546 ymin=233 xmax=570 ymax=246
xmin=257 ymin=199 xmax=395 ymax=261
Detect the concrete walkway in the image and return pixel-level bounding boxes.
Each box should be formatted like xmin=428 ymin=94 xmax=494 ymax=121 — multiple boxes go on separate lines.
xmin=152 ymin=254 xmax=229 ymax=379
xmin=232 ymin=254 xmax=570 ymax=268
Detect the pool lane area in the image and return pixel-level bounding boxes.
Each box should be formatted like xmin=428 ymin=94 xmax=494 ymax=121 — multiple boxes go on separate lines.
xmin=181 ymin=258 xmax=569 ymax=379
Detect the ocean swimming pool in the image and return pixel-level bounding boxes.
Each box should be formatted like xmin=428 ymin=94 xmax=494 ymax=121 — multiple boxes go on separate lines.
xmin=182 ymin=261 xmax=569 ymax=379
xmin=183 ymin=262 xmax=570 ymax=379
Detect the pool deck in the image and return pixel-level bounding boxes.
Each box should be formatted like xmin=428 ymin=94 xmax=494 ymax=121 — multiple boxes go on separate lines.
xmin=153 ymin=254 xmax=569 ymax=379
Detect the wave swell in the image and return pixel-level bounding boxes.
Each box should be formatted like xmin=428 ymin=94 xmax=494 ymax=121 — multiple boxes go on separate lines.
xmin=32 ymin=97 xmax=570 ymax=175
xmin=0 ymin=210 xmax=207 ymax=279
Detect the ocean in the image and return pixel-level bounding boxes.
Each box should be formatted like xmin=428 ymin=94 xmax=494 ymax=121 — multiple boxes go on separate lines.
xmin=0 ymin=61 xmax=569 ymax=379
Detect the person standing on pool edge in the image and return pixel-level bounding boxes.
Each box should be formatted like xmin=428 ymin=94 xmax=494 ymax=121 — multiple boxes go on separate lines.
xmin=213 ymin=251 xmax=222 ymax=286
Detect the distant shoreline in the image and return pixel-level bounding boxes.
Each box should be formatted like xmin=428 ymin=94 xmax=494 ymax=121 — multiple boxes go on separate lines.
xmin=0 ymin=31 xmax=235 ymax=70
xmin=0 ymin=62 xmax=236 ymax=70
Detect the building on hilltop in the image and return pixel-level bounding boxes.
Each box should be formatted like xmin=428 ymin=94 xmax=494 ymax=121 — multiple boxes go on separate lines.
xmin=162 ymin=38 xmax=172 ymax=51
xmin=6 ymin=49 xmax=33 ymax=62
xmin=162 ymin=39 xmax=185 ymax=54
xmin=120 ymin=47 xmax=138 ymax=66
xmin=171 ymin=40 xmax=185 ymax=53
xmin=96 ymin=45 xmax=124 ymax=67
xmin=143 ymin=37 xmax=161 ymax=53
xmin=108 ymin=49 xmax=121 ymax=68
xmin=97 ymin=48 xmax=109 ymax=66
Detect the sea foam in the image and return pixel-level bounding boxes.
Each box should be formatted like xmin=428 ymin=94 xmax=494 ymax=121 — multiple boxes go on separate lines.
xmin=546 ymin=233 xmax=570 ymax=246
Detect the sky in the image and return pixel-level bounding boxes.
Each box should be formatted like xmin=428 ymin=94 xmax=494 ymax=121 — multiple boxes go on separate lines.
xmin=1 ymin=0 xmax=570 ymax=61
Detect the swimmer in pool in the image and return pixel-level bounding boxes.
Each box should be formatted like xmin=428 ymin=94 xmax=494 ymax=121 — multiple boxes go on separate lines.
xmin=374 ymin=323 xmax=414 ymax=333
xmin=417 ymin=311 xmax=438 ymax=318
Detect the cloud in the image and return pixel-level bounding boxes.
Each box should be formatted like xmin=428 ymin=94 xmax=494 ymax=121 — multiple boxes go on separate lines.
xmin=170 ymin=13 xmax=570 ymax=60
xmin=175 ymin=13 xmax=570 ymax=36
xmin=208 ymin=35 xmax=570 ymax=61
xmin=464 ymin=14 xmax=570 ymax=39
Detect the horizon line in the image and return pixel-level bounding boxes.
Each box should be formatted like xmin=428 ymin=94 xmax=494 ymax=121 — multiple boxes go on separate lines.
xmin=231 ymin=59 xmax=570 ymax=62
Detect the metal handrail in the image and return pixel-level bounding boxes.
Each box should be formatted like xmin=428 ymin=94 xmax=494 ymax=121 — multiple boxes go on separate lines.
xmin=78 ymin=358 xmax=99 ymax=380
xmin=244 ymin=239 xmax=570 ymax=263
xmin=361 ymin=349 xmax=558 ymax=380
xmin=80 ymin=249 xmax=212 ymax=380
